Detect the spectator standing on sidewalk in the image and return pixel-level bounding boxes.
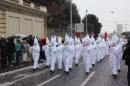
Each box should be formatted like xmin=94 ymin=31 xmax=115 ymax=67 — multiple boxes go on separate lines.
xmin=7 ymin=38 xmax=15 ymax=66
xmin=0 ymin=35 xmax=8 ymax=68
xmin=21 ymin=40 xmax=30 ymax=64
xmin=15 ymin=39 xmax=21 ymax=65
xmin=122 ymin=40 xmax=130 ymax=86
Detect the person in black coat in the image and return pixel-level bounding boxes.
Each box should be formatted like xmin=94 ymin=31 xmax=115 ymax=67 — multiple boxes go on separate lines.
xmin=7 ymin=38 xmax=16 ymax=66
xmin=0 ymin=35 xmax=8 ymax=68
xmin=122 ymin=40 xmax=130 ymax=86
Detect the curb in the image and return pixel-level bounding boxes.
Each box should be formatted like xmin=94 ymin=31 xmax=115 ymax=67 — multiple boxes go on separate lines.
xmin=0 ymin=62 xmax=45 ymax=77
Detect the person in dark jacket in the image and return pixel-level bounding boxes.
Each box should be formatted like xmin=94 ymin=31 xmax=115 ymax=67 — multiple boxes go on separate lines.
xmin=122 ymin=40 xmax=130 ymax=86
xmin=28 ymin=35 xmax=34 ymax=46
xmin=8 ymin=38 xmax=15 ymax=66
xmin=0 ymin=35 xmax=8 ymax=68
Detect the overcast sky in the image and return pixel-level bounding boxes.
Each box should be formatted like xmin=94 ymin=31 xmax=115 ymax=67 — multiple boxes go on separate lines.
xmin=72 ymin=0 xmax=130 ymax=33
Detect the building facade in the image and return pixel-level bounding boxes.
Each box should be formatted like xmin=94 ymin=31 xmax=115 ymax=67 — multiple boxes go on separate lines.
xmin=0 ymin=0 xmax=49 ymax=38
xmin=117 ymin=24 xmax=123 ymax=35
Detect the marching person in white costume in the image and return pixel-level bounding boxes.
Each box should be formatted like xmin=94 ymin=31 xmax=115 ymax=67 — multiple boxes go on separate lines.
xmin=77 ymin=38 xmax=82 ymax=60
xmin=74 ymin=36 xmax=80 ymax=65
xmin=69 ymin=37 xmax=75 ymax=70
xmin=42 ymin=37 xmax=51 ymax=67
xmin=63 ymin=34 xmax=71 ymax=74
xmin=82 ymin=35 xmax=92 ymax=74
xmin=106 ymin=36 xmax=111 ymax=57
xmin=91 ymin=36 xmax=97 ymax=66
xmin=99 ymin=37 xmax=103 ymax=61
xmin=101 ymin=38 xmax=106 ymax=60
xmin=50 ymin=36 xmax=57 ymax=73
xmin=116 ymin=37 xmax=124 ymax=72
xmin=86 ymin=35 xmax=92 ymax=70
xmin=57 ymin=36 xmax=63 ymax=70
xmin=96 ymin=37 xmax=101 ymax=63
xmin=30 ymin=35 xmax=40 ymax=71
xmin=109 ymin=33 xmax=119 ymax=78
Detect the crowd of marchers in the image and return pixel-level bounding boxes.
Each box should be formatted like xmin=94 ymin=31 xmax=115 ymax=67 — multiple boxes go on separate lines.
xmin=42 ymin=33 xmax=124 ymax=78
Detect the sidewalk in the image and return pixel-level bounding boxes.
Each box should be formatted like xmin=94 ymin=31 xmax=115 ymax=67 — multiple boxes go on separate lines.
xmin=0 ymin=59 xmax=45 ymax=74
xmin=0 ymin=59 xmax=46 ymax=83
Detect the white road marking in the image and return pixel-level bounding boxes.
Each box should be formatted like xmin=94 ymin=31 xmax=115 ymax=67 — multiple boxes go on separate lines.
xmin=79 ymin=62 xmax=83 ymax=66
xmin=80 ymin=72 xmax=95 ymax=86
xmin=12 ymin=73 xmax=29 ymax=79
xmin=37 ymin=74 xmax=61 ymax=86
xmin=0 ymin=69 xmax=49 ymax=86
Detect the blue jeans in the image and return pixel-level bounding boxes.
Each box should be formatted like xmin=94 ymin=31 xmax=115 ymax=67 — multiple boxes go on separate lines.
xmin=8 ymin=52 xmax=14 ymax=65
xmin=16 ymin=51 xmax=20 ymax=63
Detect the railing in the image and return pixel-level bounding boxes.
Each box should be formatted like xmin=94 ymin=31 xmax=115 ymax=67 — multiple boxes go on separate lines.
xmin=23 ymin=2 xmax=30 ymax=7
xmin=10 ymin=0 xmax=18 ymax=3
xmin=34 ymin=4 xmax=40 ymax=10
xmin=5 ymin=0 xmax=47 ymax=13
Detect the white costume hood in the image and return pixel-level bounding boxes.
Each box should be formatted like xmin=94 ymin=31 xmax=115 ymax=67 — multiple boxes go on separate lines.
xmin=34 ymin=35 xmax=40 ymax=51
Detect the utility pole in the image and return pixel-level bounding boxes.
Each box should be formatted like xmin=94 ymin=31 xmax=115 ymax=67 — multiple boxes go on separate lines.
xmin=70 ymin=0 xmax=72 ymax=36
xmin=86 ymin=9 xmax=88 ymax=34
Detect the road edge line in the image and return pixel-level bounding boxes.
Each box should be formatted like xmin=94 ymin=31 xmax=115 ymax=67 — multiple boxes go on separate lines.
xmin=37 ymin=74 xmax=61 ymax=86
xmin=80 ymin=72 xmax=95 ymax=86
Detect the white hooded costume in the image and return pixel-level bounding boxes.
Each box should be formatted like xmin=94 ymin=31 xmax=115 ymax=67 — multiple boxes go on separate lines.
xmin=74 ymin=36 xmax=80 ymax=65
xmin=109 ymin=33 xmax=119 ymax=76
xmin=106 ymin=36 xmax=111 ymax=56
xmin=57 ymin=36 xmax=63 ymax=69
xmin=63 ymin=34 xmax=71 ymax=73
xmin=116 ymin=38 xmax=124 ymax=71
xmin=30 ymin=36 xmax=40 ymax=70
xmin=91 ymin=36 xmax=97 ymax=66
xmin=69 ymin=37 xmax=75 ymax=69
xmin=82 ymin=35 xmax=92 ymax=74
xmin=96 ymin=37 xmax=102 ymax=63
xmin=42 ymin=37 xmax=51 ymax=67
xmin=50 ymin=36 xmax=57 ymax=72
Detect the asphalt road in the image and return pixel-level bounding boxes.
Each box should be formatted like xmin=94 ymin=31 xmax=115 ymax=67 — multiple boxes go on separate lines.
xmin=0 ymin=56 xmax=128 ymax=86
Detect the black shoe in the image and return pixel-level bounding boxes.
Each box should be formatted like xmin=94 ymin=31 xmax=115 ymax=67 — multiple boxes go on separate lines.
xmin=118 ymin=70 xmax=121 ymax=72
xmin=69 ymin=68 xmax=72 ymax=70
xmin=50 ymin=70 xmax=54 ymax=73
xmin=113 ymin=74 xmax=117 ymax=78
xmin=66 ymin=71 xmax=69 ymax=74
xmin=92 ymin=64 xmax=95 ymax=66
xmin=86 ymin=72 xmax=89 ymax=75
xmin=75 ymin=64 xmax=78 ymax=66
xmin=37 ymin=68 xmax=39 ymax=70
xmin=46 ymin=65 xmax=49 ymax=68
xmin=58 ymin=68 xmax=61 ymax=70
xmin=33 ymin=69 xmax=36 ymax=71
xmin=100 ymin=59 xmax=102 ymax=61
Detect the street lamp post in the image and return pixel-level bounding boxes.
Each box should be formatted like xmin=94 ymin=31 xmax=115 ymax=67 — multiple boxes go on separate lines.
xmin=70 ymin=0 xmax=72 ymax=36
xmin=86 ymin=9 xmax=88 ymax=34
